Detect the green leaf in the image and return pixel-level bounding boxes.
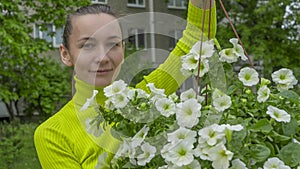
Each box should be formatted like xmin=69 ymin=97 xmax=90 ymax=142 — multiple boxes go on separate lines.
xmin=264 ymin=141 xmax=275 ymax=156
xmin=250 ymin=144 xmax=271 ymax=162
xmin=251 ymin=119 xmax=273 ymax=133
xmin=270 ymin=131 xmax=291 ymax=143
xmin=279 ymin=90 xmax=300 ymax=104
xmin=282 ymin=118 xmax=298 ymax=136
xmin=279 ymin=143 xmax=300 ymax=167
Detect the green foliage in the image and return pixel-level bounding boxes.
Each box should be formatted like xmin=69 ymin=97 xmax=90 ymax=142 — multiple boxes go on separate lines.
xmin=0 ymin=0 xmax=91 ymax=119
xmin=215 ymin=0 xmax=300 ymax=79
xmin=219 ymin=72 xmax=300 ymax=167
xmin=22 ymin=58 xmax=73 ymax=118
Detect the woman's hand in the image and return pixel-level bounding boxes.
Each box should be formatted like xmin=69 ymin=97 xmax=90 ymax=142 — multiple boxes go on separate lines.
xmin=190 ymin=0 xmax=214 ymax=8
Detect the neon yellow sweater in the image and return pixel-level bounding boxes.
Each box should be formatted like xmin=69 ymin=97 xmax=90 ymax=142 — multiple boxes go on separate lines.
xmin=34 ymin=2 xmax=217 ymax=168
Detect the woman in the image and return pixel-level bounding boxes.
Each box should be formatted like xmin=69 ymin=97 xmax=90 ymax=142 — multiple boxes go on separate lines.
xmin=34 ymin=0 xmax=217 ymax=168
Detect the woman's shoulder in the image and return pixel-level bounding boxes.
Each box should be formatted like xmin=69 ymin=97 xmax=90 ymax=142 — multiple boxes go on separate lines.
xmin=34 ymin=100 xmax=77 ymax=136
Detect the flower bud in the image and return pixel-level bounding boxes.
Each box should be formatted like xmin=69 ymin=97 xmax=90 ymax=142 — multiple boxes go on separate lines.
xmin=245 ymin=89 xmax=252 ymax=95
xmin=261 ymin=78 xmax=271 ymax=86
xmin=241 ymin=98 xmax=247 ymax=103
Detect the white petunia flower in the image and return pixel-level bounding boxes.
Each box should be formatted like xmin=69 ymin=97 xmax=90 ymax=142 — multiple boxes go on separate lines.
xmin=80 ymin=90 xmax=98 ymax=111
xmin=192 ymin=58 xmax=210 ymax=77
xmin=181 ymin=53 xmax=199 ymax=70
xmin=219 ymin=124 xmax=244 ymax=132
xmin=275 ymin=72 xmax=298 ymax=90
xmin=180 ymin=88 xmax=196 ymax=101
xmin=276 ymin=83 xmax=297 ymax=92
xmin=293 ymin=138 xmax=300 ymax=144
xmin=180 ymin=67 xmax=193 ymax=77
xmin=104 ymin=80 xmax=127 ymax=97
xmin=229 ymin=159 xmax=248 ymax=169
xmin=229 ymin=38 xmax=247 ymax=61
xmin=194 ymin=138 xmax=214 ymax=160
xmin=114 ymin=139 xmax=136 ymax=160
xmin=181 ymin=56 xmax=210 ymax=77
xmin=132 ymin=125 xmax=149 ymax=146
xmin=111 ymin=93 xmax=129 ymax=109
xmin=147 ymin=83 xmax=166 ymax=101
xmin=127 ymin=88 xmax=149 ymax=100
xmin=272 ymin=68 xmax=298 ymax=86
xmin=212 ymin=89 xmax=232 ymax=112
xmin=219 ymin=48 xmax=239 ymax=63
xmin=212 ymin=88 xmax=225 ymax=98
xmin=190 ymin=39 xmax=215 ymax=59
xmin=168 ymin=93 xmax=179 ymax=102
xmin=155 ymin=98 xmax=176 ymax=117
xmin=161 ymin=141 xmax=194 ymax=166
xmin=257 ymin=85 xmax=270 ymax=103
xmin=198 ymin=124 xmax=225 ymax=146
xmin=266 ymin=106 xmax=291 ymax=123
xmin=238 ymin=67 xmax=259 ymax=86
xmin=167 ymin=127 xmax=197 ymax=144
xmin=176 ymin=99 xmax=201 ymax=128
xmin=180 ymin=88 xmax=204 ymax=103
xmin=263 ymin=157 xmax=290 ymax=169
xmin=171 ymin=160 xmax=201 ymax=169
xmin=137 ymin=142 xmax=156 ymax=166
xmin=147 ymin=83 xmax=165 ymax=96
xmin=208 ymin=143 xmax=234 ymax=169
xmin=213 ymin=95 xmax=232 ymax=112
xmin=161 ymin=143 xmax=174 ymax=161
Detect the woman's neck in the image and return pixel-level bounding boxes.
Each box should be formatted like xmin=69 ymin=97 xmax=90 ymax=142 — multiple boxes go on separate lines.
xmin=72 ymin=76 xmax=106 ymax=107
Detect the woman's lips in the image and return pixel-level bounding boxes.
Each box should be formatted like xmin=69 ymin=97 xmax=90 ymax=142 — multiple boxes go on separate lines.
xmin=90 ymin=69 xmax=113 ymax=75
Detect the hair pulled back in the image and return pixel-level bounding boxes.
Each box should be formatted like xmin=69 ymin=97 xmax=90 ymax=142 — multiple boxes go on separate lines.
xmin=62 ymin=4 xmax=117 ymax=50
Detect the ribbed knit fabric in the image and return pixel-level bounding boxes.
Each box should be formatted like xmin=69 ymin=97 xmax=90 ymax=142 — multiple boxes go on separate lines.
xmin=34 ymin=1 xmax=217 ymax=168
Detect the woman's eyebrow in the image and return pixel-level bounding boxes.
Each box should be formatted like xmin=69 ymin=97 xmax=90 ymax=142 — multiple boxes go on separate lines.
xmin=106 ymin=35 xmax=122 ymax=41
xmin=77 ymin=37 xmax=97 ymax=43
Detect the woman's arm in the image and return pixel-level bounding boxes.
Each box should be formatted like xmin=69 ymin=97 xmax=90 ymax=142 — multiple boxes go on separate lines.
xmin=191 ymin=0 xmax=214 ymax=8
xmin=136 ymin=0 xmax=217 ymax=95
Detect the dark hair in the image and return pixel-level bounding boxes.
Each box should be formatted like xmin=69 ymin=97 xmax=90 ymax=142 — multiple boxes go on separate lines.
xmin=62 ymin=4 xmax=118 ymax=50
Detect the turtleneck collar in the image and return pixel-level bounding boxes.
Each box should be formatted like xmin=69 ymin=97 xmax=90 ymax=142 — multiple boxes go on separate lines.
xmin=72 ymin=76 xmax=107 ymax=108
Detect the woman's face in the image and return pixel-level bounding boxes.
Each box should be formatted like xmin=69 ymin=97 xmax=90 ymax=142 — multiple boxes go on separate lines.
xmin=61 ymin=13 xmax=124 ymax=87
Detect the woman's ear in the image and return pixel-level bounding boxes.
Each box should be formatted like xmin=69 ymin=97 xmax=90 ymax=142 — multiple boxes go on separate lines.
xmin=60 ymin=44 xmax=73 ymax=67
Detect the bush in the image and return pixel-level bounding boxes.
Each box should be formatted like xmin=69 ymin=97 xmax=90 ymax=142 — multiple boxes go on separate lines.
xmin=0 ymin=119 xmax=41 ymax=169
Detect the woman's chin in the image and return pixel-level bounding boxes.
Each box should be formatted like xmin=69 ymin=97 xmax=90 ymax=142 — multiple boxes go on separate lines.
xmin=93 ymin=79 xmax=113 ymax=88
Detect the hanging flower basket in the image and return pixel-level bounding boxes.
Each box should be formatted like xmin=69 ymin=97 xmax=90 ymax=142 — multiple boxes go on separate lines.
xmin=82 ymin=0 xmax=300 ymax=168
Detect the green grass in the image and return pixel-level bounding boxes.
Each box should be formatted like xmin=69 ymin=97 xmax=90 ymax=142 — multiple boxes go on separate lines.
xmin=0 ymin=120 xmax=41 ymax=169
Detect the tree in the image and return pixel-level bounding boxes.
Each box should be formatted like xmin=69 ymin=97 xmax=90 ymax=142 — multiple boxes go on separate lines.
xmin=215 ymin=0 xmax=300 ymax=80
xmin=0 ymin=0 xmax=91 ymax=119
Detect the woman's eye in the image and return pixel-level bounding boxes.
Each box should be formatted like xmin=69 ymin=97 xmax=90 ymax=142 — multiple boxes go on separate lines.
xmin=82 ymin=43 xmax=95 ymax=49
xmin=107 ymin=42 xmax=121 ymax=48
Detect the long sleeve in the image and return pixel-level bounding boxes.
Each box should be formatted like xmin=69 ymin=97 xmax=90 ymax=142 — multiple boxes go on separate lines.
xmin=136 ymin=0 xmax=217 ymax=95
xmin=34 ymin=78 xmax=119 ymax=169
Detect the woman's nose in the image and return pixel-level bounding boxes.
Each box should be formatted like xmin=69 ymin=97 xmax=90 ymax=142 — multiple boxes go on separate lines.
xmin=95 ymin=46 xmax=110 ymax=63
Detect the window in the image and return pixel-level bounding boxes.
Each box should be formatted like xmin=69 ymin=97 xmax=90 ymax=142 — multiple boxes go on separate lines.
xmin=168 ymin=0 xmax=187 ymax=9
xmin=127 ymin=28 xmax=146 ymax=50
xmin=91 ymin=0 xmax=107 ymax=4
xmin=127 ymin=0 xmax=145 ymax=8
xmin=169 ymin=29 xmax=183 ymax=50
xmin=34 ymin=24 xmax=63 ymax=47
